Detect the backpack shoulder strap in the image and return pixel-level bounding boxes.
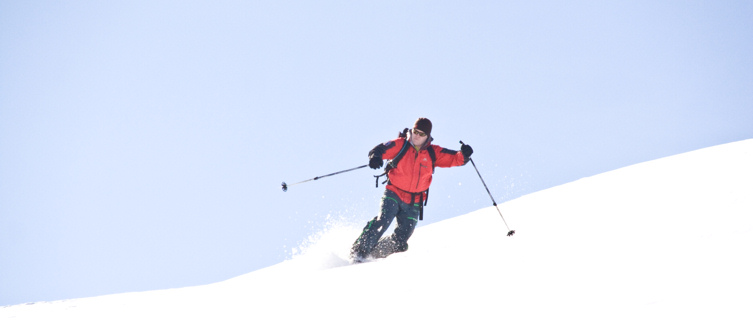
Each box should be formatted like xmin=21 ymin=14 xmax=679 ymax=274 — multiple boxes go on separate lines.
xmin=374 ymin=128 xmax=410 ymax=187
xmin=387 ymin=139 xmax=409 ymax=170
xmin=421 ymin=146 xmax=437 ymax=219
xmin=427 ymin=146 xmax=437 ymax=173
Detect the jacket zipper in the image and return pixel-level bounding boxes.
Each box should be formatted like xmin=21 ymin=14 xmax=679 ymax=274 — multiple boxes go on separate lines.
xmin=414 ymin=150 xmax=421 ymax=190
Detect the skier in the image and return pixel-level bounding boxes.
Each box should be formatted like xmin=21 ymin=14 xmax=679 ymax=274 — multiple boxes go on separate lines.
xmin=350 ymin=118 xmax=473 ymax=263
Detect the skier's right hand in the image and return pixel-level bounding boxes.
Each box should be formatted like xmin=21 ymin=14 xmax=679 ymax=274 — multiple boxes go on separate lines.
xmin=369 ymin=156 xmax=383 ymax=169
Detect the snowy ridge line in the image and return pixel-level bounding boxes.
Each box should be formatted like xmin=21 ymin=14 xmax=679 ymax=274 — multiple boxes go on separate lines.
xmin=2 ymin=139 xmax=752 ymax=319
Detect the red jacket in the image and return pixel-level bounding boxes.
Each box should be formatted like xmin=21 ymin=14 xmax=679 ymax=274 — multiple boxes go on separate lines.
xmin=372 ymin=137 xmax=468 ymax=204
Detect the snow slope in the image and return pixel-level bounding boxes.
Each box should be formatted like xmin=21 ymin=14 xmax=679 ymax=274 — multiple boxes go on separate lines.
xmin=3 ymin=139 xmax=752 ymax=319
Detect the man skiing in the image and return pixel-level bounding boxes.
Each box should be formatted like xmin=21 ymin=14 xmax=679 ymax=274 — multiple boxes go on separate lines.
xmin=350 ymin=118 xmax=473 ymax=263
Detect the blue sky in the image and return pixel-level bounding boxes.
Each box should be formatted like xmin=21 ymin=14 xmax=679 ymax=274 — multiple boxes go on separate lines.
xmin=1 ymin=1 xmax=751 ymax=306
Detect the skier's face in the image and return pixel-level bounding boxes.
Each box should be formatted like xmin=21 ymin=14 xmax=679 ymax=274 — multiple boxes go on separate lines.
xmin=411 ymin=128 xmax=428 ymax=147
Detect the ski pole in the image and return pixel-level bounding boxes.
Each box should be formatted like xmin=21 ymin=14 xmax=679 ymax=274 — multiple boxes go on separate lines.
xmin=460 ymin=141 xmax=516 ymax=236
xmin=281 ymin=164 xmax=368 ymax=192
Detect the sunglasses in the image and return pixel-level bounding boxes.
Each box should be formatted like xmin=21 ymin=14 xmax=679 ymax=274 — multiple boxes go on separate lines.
xmin=412 ymin=129 xmax=427 ymax=137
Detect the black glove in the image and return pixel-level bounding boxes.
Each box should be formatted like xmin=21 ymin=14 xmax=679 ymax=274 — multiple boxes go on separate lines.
xmin=369 ymin=156 xmax=383 ymax=169
xmin=461 ymin=144 xmax=473 ymax=158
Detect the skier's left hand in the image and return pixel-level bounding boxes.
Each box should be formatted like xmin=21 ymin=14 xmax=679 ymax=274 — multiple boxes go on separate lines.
xmin=461 ymin=144 xmax=473 ymax=158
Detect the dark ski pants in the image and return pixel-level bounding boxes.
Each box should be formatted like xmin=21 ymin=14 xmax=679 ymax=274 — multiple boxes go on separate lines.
xmin=351 ymin=189 xmax=421 ymax=259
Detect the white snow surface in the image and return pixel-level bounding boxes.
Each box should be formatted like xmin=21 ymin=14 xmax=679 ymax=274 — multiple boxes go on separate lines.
xmin=3 ymin=139 xmax=753 ymax=319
